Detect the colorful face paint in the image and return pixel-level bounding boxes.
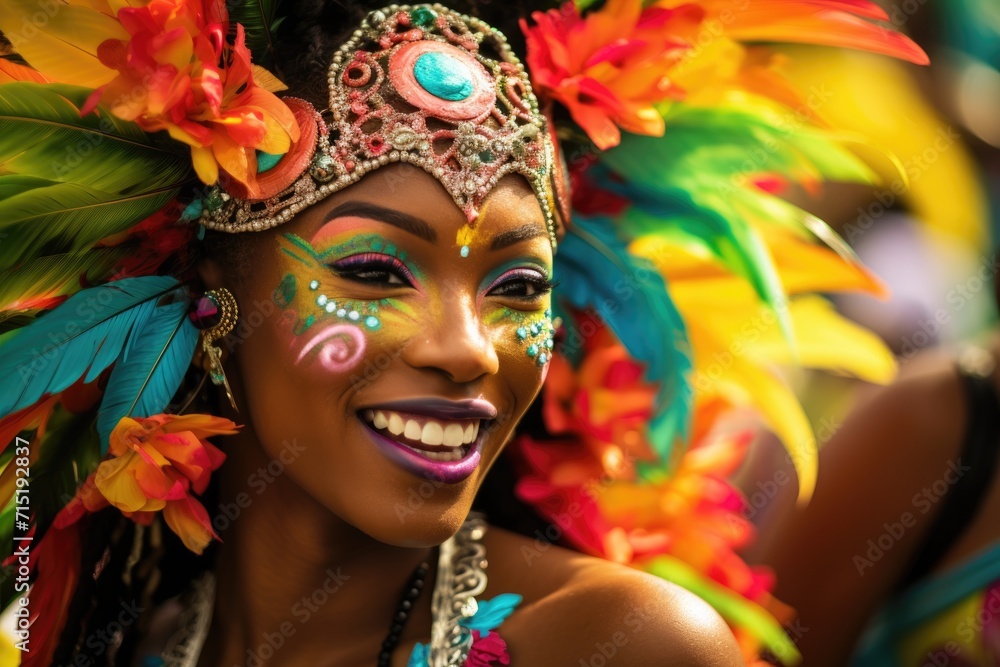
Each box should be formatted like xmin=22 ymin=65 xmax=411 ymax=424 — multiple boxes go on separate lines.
xmin=294 ymin=323 xmax=366 ymax=372
xmin=478 ymin=257 xmax=555 ymax=366
xmin=514 ymin=309 xmax=555 ymax=366
xmin=275 ymin=231 xmax=420 ymax=334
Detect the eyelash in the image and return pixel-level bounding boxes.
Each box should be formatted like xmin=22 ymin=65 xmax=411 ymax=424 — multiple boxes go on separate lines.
xmin=327 ymin=254 xmax=556 ymax=301
xmin=487 ymin=269 xmax=556 ymax=301
xmin=328 ymin=253 xmax=415 ymax=287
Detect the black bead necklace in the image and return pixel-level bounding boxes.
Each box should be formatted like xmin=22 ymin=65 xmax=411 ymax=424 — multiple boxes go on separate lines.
xmin=377 ymin=559 xmax=430 ymax=666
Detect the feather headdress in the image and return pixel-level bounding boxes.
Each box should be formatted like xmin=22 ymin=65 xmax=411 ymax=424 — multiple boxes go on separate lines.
xmin=0 ymin=0 xmax=923 ymax=662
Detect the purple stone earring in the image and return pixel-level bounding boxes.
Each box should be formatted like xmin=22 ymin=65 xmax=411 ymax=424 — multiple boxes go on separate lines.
xmin=189 ymin=288 xmax=239 ymax=411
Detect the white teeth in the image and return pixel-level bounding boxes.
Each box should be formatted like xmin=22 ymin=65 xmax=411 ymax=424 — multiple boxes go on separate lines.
xmin=418 ymin=447 xmax=463 ymax=461
xmin=362 ymin=410 xmax=483 ymax=452
xmin=387 ymin=413 xmax=405 ymax=436
xmin=420 ymin=421 xmax=444 ymax=446
xmin=443 ymin=423 xmax=464 ymax=447
xmin=404 ymin=419 xmax=422 ymax=440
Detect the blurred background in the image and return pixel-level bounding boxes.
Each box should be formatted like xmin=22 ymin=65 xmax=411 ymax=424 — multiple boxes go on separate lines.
xmin=734 ymin=0 xmax=1000 ymax=518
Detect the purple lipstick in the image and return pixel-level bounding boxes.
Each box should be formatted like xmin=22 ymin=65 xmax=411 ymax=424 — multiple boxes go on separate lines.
xmin=357 ymin=398 xmax=496 ymax=484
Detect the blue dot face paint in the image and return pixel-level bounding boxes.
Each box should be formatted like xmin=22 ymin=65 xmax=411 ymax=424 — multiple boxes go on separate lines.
xmin=480 ymin=259 xmax=555 ymax=368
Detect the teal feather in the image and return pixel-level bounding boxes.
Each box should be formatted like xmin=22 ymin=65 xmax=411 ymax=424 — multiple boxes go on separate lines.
xmin=460 ymin=594 xmax=523 ymax=632
xmin=96 ymin=300 xmax=198 ymax=452
xmin=0 ymin=276 xmax=185 ymax=419
xmin=553 ymin=218 xmax=692 ymax=464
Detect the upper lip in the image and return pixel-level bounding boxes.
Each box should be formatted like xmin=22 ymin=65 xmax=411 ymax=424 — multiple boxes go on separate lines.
xmin=359 ymin=397 xmax=498 ymax=421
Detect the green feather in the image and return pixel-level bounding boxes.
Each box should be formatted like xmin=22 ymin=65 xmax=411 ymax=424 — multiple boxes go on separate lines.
xmin=597 ymin=104 xmax=876 ymax=345
xmin=0 ymin=247 xmax=131 ymax=320
xmin=0 ymin=83 xmax=187 ymax=189
xmin=0 ymin=82 xmax=191 ymax=271
xmin=229 ymin=0 xmax=285 ymax=71
xmin=0 ymin=176 xmax=179 ymax=272
xmin=0 ymin=314 xmax=35 ymax=336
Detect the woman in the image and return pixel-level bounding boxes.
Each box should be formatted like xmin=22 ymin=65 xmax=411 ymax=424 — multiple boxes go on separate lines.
xmin=0 ymin=0 xmax=926 ymax=664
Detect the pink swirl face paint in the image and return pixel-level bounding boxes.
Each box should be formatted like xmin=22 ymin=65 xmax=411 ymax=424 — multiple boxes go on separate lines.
xmin=294 ymin=323 xmax=366 ymax=373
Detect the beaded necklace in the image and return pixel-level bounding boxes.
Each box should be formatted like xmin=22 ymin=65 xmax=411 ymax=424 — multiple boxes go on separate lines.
xmin=151 ymin=513 xmax=490 ymax=667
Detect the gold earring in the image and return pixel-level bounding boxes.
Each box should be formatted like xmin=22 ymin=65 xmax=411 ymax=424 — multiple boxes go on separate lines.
xmin=190 ymin=287 xmax=239 ymax=411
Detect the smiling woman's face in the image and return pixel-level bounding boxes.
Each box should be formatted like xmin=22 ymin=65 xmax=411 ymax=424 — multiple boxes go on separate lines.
xmin=215 ymin=163 xmax=554 ymax=546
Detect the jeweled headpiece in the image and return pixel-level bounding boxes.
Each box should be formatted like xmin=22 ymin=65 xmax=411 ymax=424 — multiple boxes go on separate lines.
xmin=199 ymin=3 xmax=566 ymax=251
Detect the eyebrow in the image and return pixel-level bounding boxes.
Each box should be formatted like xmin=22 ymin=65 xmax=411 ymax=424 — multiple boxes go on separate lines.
xmin=489 ymin=223 xmax=548 ymax=251
xmin=322 ymin=201 xmax=437 ymax=242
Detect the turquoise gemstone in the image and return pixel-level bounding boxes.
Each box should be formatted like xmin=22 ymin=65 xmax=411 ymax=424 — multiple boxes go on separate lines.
xmin=414 ymin=52 xmax=473 ymax=101
xmin=256 ymin=150 xmax=283 ymax=173
xmin=365 ymin=316 xmax=381 ymax=330
xmin=516 ymin=327 xmax=527 ymax=340
xmin=527 ymin=344 xmax=538 ymax=358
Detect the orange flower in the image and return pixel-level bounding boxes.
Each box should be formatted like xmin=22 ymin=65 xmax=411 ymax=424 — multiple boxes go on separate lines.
xmin=521 ymin=0 xmax=697 ymax=149
xmin=59 ymin=413 xmax=239 ymax=553
xmin=543 ymin=324 xmax=658 ymax=468
xmin=82 ymin=0 xmax=299 ymax=195
xmin=521 ymin=0 xmax=928 ymax=150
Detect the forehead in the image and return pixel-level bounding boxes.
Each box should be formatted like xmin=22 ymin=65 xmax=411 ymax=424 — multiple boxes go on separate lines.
xmin=290 ymin=163 xmax=551 ymax=246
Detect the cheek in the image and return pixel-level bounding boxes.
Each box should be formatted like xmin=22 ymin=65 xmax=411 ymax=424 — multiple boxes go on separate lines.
xmin=293 ymin=323 xmax=368 ymax=373
xmin=490 ymin=306 xmax=555 ymax=394
xmin=270 ymin=270 xmax=418 ymax=380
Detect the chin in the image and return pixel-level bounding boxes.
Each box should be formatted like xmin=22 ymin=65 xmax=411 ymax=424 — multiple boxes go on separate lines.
xmin=335 ymin=489 xmax=476 ymax=548
xmin=320 ymin=407 xmax=505 ymax=545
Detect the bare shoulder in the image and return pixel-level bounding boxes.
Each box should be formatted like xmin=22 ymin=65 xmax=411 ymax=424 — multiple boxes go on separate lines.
xmin=482 ymin=526 xmax=742 ymax=666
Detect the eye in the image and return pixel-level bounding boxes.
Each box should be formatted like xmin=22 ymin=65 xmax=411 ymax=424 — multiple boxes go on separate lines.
xmin=328 ymin=253 xmax=416 ymax=287
xmin=486 ymin=268 xmax=556 ymax=300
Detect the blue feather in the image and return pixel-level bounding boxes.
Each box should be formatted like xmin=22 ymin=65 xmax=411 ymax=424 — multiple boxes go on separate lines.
xmin=97 ymin=300 xmax=199 ymax=453
xmin=553 ymin=217 xmax=693 ymax=464
xmin=0 ymin=276 xmax=183 ymax=419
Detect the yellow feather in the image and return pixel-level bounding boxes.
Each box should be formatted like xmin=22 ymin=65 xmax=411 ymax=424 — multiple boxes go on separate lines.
xmin=777 ymin=47 xmax=989 ymax=250
xmin=0 ymin=0 xmax=126 ymax=87
xmin=688 ymin=317 xmax=818 ymax=501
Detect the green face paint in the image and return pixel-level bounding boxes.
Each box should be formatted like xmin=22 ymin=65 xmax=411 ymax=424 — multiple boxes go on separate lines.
xmin=274 ymin=232 xmax=421 ymax=335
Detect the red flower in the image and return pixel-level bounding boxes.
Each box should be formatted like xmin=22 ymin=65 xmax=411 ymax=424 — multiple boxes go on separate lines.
xmin=467 ymin=630 xmax=512 ymax=666
xmin=83 ymin=0 xmax=299 ymax=195
xmin=521 ymin=0 xmax=695 ymax=149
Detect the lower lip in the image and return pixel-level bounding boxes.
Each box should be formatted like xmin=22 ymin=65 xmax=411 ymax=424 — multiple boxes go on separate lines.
xmin=359 ymin=416 xmax=484 ymax=484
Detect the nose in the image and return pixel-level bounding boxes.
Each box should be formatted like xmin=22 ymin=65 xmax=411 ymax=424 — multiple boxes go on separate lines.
xmin=402 ymin=291 xmax=499 ymax=384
